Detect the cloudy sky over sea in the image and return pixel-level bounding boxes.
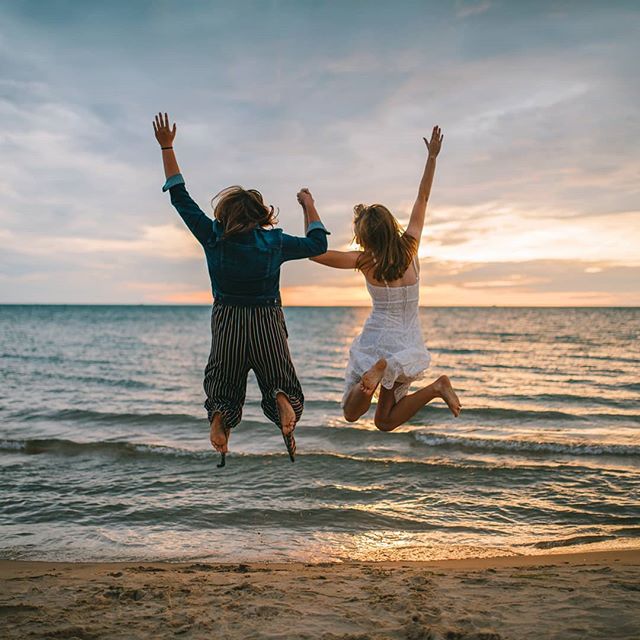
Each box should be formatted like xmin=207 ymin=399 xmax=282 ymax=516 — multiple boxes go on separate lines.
xmin=1 ymin=0 xmax=638 ymax=305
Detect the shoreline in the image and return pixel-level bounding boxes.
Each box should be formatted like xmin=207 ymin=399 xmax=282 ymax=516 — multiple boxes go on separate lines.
xmin=2 ymin=548 xmax=638 ymax=639
xmin=2 ymin=546 xmax=639 ymax=572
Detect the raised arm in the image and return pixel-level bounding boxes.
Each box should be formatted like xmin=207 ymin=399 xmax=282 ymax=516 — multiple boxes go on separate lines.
xmin=297 ymin=187 xmax=321 ymax=230
xmin=153 ymin=112 xmax=215 ymax=246
xmin=280 ymin=188 xmax=330 ymax=261
xmin=404 ymin=125 xmax=443 ymax=244
xmin=297 ymin=189 xmax=361 ymax=269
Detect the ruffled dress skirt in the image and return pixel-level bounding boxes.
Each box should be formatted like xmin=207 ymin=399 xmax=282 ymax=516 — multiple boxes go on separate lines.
xmin=342 ymin=280 xmax=431 ymax=406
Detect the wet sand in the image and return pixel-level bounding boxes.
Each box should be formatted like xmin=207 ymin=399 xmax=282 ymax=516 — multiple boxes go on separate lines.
xmin=1 ymin=549 xmax=639 ymax=639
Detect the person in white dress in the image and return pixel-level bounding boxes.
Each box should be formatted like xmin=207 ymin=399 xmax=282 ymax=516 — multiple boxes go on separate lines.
xmin=305 ymin=126 xmax=461 ymax=431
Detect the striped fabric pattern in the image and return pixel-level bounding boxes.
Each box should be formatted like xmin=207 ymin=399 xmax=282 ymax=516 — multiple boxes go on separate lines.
xmin=203 ymin=304 xmax=304 ymax=430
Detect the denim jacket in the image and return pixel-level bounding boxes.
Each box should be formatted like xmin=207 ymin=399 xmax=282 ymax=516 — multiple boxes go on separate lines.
xmin=163 ymin=174 xmax=330 ymax=305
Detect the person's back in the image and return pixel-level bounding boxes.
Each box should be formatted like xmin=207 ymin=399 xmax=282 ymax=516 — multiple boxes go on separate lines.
xmin=164 ymin=179 xmax=329 ymax=306
xmin=154 ymin=113 xmax=329 ymax=465
xmin=364 ymin=256 xmax=421 ymax=328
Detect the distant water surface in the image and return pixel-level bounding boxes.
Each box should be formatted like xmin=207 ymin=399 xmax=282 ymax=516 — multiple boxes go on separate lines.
xmin=0 ymin=305 xmax=638 ymax=562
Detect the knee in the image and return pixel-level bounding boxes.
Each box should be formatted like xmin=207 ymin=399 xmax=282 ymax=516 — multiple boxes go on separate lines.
xmin=374 ymin=416 xmax=395 ymax=432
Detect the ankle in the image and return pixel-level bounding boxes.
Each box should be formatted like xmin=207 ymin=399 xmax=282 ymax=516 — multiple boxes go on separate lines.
xmin=210 ymin=412 xmax=224 ymax=430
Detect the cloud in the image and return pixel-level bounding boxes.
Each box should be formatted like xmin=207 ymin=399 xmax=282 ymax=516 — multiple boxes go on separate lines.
xmin=0 ymin=225 xmax=201 ymax=260
xmin=0 ymin=1 xmax=638 ymax=304
xmin=456 ymin=1 xmax=493 ymax=19
xmin=421 ymin=207 xmax=640 ymax=264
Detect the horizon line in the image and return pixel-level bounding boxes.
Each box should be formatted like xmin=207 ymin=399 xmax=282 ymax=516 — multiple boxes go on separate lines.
xmin=0 ymin=303 xmax=638 ymax=309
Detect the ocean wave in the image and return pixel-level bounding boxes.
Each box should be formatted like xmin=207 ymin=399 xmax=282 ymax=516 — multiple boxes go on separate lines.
xmin=456 ymin=407 xmax=583 ymax=421
xmin=0 ymin=352 xmax=114 ymax=365
xmin=68 ymin=375 xmax=154 ymax=389
xmin=0 ymin=437 xmax=485 ymax=470
xmin=0 ymin=437 xmax=375 ymax=462
xmin=413 ymin=431 xmax=640 ymax=457
xmin=9 ymin=403 xmax=637 ymax=431
xmin=3 ymin=433 xmax=638 ymax=471
xmin=5 ymin=404 xmax=348 ymax=426
xmin=504 ymin=392 xmax=636 ymax=408
xmin=451 ymin=406 xmax=639 ymax=423
xmin=6 ymin=408 xmax=207 ymax=427
xmin=532 ymin=534 xmax=617 ymax=549
xmin=566 ymin=353 xmax=640 ymax=365
xmin=0 ymin=437 xmax=413 ymax=464
xmin=429 ymin=347 xmax=499 ymax=355
xmin=0 ymin=438 xmax=207 ymax=459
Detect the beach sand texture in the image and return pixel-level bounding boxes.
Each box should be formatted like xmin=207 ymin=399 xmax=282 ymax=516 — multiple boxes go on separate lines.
xmin=1 ymin=550 xmax=638 ymax=639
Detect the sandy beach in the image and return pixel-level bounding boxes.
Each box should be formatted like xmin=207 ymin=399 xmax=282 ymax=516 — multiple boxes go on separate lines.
xmin=1 ymin=549 xmax=638 ymax=639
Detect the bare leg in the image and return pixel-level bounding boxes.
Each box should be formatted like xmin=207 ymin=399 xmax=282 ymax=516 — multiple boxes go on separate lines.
xmin=276 ymin=392 xmax=297 ymax=436
xmin=374 ymin=375 xmax=461 ymax=432
xmin=209 ymin=412 xmax=229 ymax=453
xmin=343 ymin=359 xmax=387 ymax=422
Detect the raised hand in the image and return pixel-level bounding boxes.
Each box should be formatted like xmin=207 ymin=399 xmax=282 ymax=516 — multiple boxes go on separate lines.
xmin=153 ymin=112 xmax=177 ymax=148
xmin=423 ymin=125 xmax=443 ymax=159
xmin=297 ymin=187 xmax=314 ymax=210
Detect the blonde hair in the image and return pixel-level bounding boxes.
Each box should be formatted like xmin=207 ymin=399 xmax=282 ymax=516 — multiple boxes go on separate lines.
xmin=211 ymin=186 xmax=277 ymax=237
xmin=353 ymin=204 xmax=418 ymax=282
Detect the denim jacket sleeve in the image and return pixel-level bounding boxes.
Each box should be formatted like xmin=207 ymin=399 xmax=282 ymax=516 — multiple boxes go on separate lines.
xmin=280 ymin=221 xmax=330 ymax=262
xmin=162 ymin=174 xmax=215 ymax=245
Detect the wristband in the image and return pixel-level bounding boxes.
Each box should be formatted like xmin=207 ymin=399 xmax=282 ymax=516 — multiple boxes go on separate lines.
xmin=161 ymin=146 xmax=173 ymax=150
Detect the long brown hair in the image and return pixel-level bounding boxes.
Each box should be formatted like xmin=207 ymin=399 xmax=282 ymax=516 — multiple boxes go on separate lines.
xmin=353 ymin=204 xmax=418 ymax=282
xmin=211 ymin=186 xmax=277 ymax=237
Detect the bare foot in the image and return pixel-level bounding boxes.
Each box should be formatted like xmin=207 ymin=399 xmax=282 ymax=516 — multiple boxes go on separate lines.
xmin=276 ymin=392 xmax=296 ymax=436
xmin=209 ymin=413 xmax=229 ymax=453
xmin=435 ymin=375 xmax=462 ymax=417
xmin=360 ymin=358 xmax=387 ymax=396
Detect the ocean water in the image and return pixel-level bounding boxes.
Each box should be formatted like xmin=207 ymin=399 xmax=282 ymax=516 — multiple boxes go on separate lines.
xmin=0 ymin=305 xmax=638 ymax=563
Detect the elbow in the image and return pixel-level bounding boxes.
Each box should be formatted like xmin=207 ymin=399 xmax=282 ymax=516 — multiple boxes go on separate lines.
xmin=297 ymin=228 xmax=329 ymax=258
xmin=310 ymin=239 xmax=328 ymax=257
xmin=314 ymin=232 xmax=329 ymax=255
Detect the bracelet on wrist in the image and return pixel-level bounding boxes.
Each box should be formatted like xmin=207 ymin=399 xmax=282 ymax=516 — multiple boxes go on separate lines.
xmin=161 ymin=146 xmax=173 ymax=150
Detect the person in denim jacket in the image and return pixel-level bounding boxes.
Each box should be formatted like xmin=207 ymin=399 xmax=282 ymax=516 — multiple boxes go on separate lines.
xmin=153 ymin=113 xmax=329 ymax=466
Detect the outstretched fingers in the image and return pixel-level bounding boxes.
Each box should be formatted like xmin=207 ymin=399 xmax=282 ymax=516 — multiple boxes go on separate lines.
xmin=424 ymin=125 xmax=443 ymax=156
xmin=154 ymin=112 xmax=173 ymax=132
xmin=153 ymin=112 xmax=177 ymax=146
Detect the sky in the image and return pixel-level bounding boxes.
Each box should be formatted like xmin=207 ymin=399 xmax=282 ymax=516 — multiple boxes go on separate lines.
xmin=0 ymin=0 xmax=638 ymax=306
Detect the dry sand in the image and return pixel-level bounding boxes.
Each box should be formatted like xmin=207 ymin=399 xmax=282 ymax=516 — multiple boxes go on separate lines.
xmin=1 ymin=549 xmax=639 ymax=639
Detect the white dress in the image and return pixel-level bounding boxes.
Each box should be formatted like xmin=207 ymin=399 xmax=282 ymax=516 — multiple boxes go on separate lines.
xmin=342 ymin=259 xmax=431 ymax=405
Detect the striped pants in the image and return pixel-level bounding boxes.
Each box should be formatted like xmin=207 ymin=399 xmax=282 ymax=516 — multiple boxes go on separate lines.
xmin=203 ymin=304 xmax=304 ymax=429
